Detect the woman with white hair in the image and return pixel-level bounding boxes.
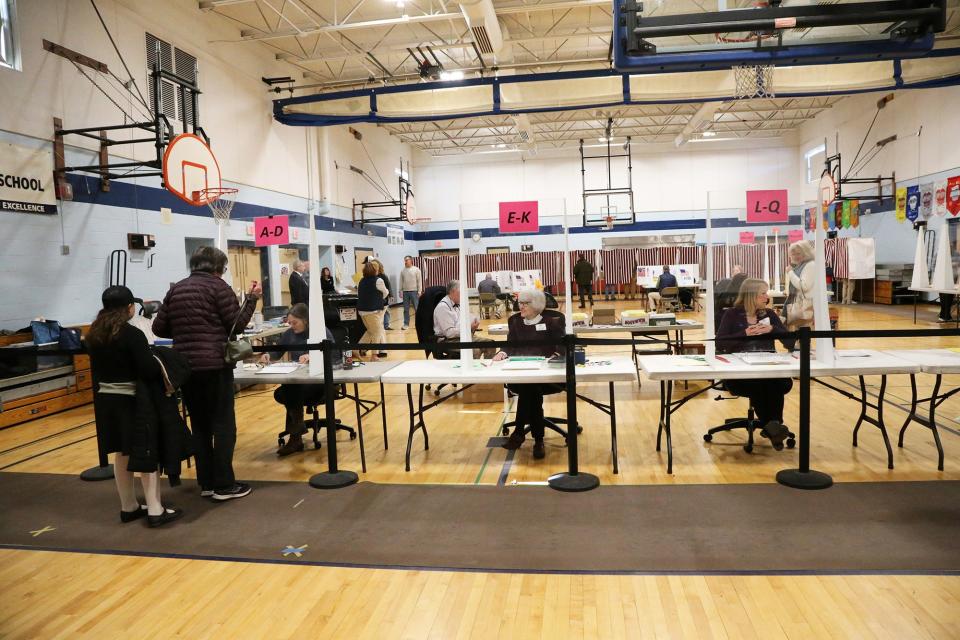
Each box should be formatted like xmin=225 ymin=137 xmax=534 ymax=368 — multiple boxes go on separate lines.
xmin=785 ymin=240 xmax=816 ymax=331
xmin=492 ymin=288 xmax=565 ymax=459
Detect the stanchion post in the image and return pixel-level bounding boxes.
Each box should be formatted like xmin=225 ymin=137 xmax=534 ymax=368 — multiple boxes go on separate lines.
xmin=548 ymin=334 xmax=599 ymax=492
xmin=309 ymin=339 xmax=358 ymax=489
xmin=776 ymin=326 xmax=833 ymax=489
xmin=80 ymin=452 xmax=114 ymax=481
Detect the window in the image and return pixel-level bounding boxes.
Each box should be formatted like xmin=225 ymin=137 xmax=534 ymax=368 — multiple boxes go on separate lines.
xmin=0 ymin=0 xmax=21 ymax=71
xmin=145 ymin=32 xmax=198 ymax=126
xmin=805 ymin=143 xmax=826 ymax=184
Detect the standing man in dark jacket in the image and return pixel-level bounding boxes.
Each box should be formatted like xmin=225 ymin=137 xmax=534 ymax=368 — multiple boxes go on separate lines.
xmin=289 ymin=258 xmax=310 ymax=306
xmin=573 ymin=257 xmax=595 ymax=308
xmin=153 ymin=246 xmax=261 ymax=501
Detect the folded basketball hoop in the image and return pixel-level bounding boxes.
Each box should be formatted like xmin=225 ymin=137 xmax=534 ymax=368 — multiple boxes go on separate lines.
xmin=194 ymin=187 xmax=238 ymax=225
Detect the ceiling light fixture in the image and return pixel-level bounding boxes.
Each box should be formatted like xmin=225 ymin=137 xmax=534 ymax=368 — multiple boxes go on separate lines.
xmin=439 ymin=70 xmax=464 ymax=81
xmin=701 ymin=131 xmax=717 ymax=137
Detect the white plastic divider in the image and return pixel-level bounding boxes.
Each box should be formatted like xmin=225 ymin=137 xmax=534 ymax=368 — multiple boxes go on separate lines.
xmin=705 ymin=193 xmax=716 ymax=360
xmin=562 ymin=201 xmax=573 ymax=334
xmin=458 ymin=206 xmax=471 ymax=364
xmin=910 ymin=228 xmax=930 ymax=290
xmin=812 ymin=216 xmax=834 ymax=364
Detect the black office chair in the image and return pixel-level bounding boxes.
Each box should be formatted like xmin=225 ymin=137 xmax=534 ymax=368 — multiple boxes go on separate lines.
xmin=415 ymin=285 xmax=459 ymax=396
xmin=276 ymin=324 xmax=357 ymax=449
xmin=703 ymin=304 xmax=796 ymax=452
xmin=500 ymin=309 xmax=581 ymax=440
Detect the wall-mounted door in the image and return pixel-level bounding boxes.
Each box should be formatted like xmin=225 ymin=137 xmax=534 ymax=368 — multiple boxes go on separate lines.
xmin=227 ymin=244 xmax=264 ymax=311
xmin=278 ymin=247 xmax=302 ymax=307
xmin=354 ymin=247 xmax=374 ymax=284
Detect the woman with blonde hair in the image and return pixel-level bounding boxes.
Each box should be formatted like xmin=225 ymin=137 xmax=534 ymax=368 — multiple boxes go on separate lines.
xmin=716 ymin=278 xmax=795 ymax=450
xmin=357 ymin=261 xmax=389 ymax=360
xmin=785 ymin=240 xmax=816 ymax=331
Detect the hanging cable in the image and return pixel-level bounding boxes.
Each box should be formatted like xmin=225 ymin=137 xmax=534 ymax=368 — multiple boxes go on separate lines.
xmin=89 ymin=0 xmax=151 ymax=113
xmin=358 ymin=137 xmax=392 ymax=197
xmin=70 ymin=61 xmax=139 ymax=122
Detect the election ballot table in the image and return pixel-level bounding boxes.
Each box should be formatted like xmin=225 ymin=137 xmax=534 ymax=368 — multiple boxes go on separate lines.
xmin=379 ymin=357 xmax=637 ymax=473
xmin=637 ymin=350 xmax=922 ymax=474
xmin=486 ymin=321 xmax=703 ymax=384
xmin=233 ymin=360 xmax=399 ymax=472
xmin=882 ymin=349 xmax=960 ymax=470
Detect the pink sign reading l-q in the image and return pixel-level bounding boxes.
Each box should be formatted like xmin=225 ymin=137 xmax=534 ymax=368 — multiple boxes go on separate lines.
xmin=787 ymin=229 xmax=804 ymax=243
xmin=739 ymin=231 xmax=755 ymax=244
xmin=746 ymin=189 xmax=788 ymax=223
xmin=254 ymin=215 xmax=290 ymax=247
xmin=499 ymin=201 xmax=539 ymax=233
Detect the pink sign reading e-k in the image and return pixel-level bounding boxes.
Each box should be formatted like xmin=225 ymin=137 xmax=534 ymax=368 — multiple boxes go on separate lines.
xmin=499 ymin=200 xmax=539 ymax=233
xmin=746 ymin=189 xmax=788 ymax=223
xmin=254 ymin=215 xmax=290 ymax=247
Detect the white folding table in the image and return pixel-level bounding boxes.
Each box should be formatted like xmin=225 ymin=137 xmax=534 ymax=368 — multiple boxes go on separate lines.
xmin=883 ymin=349 xmax=960 ymax=470
xmin=380 ymin=357 xmax=637 ymax=472
xmin=233 ymin=360 xmax=399 ymax=472
xmin=638 ymin=350 xmax=922 ymax=474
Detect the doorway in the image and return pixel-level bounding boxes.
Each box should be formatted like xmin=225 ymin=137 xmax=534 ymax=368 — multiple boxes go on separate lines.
xmin=227 ymin=242 xmax=265 ymax=310
xmin=354 ymin=247 xmax=374 ymax=284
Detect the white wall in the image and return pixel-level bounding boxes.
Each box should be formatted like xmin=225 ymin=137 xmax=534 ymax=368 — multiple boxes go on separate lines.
xmin=796 ymin=85 xmax=960 ymax=265
xmin=413 ymin=143 xmax=803 ymax=221
xmin=0 ymin=0 xmax=416 ymax=328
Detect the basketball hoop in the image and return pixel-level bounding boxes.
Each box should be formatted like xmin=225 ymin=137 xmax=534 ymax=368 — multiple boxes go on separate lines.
xmin=733 ymin=64 xmax=775 ymax=99
xmin=605 ymin=215 xmax=615 ymax=230
xmin=194 ymin=187 xmax=238 ymax=225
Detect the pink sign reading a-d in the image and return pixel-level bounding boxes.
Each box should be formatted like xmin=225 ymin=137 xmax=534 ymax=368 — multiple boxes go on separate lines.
xmin=499 ymin=201 xmax=539 ymax=233
xmin=746 ymin=189 xmax=788 ymax=223
xmin=739 ymin=231 xmax=755 ymax=244
xmin=787 ymin=229 xmax=804 ymax=243
xmin=254 ymin=215 xmax=290 ymax=247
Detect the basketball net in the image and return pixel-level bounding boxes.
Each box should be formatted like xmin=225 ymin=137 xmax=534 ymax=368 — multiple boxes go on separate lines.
xmin=605 ymin=215 xmax=614 ymax=230
xmin=733 ymin=65 xmax=775 ymax=99
xmin=195 ymin=187 xmax=238 ymax=225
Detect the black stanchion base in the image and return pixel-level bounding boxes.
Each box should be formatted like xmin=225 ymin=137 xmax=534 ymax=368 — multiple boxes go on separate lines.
xmin=308 ymin=470 xmax=359 ymax=489
xmin=776 ymin=468 xmax=833 ymax=490
xmin=548 ymin=471 xmax=600 ymax=492
xmin=80 ymin=464 xmax=114 ymax=481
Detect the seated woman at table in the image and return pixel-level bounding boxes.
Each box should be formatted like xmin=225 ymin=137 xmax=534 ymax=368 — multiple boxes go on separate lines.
xmin=259 ymin=303 xmax=336 ymax=456
xmin=716 ymin=278 xmax=794 ymax=450
xmin=492 ymin=288 xmax=565 ymax=460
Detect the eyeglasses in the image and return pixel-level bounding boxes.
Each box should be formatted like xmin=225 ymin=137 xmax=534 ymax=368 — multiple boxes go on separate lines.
xmin=518 ymin=300 xmax=531 ymax=306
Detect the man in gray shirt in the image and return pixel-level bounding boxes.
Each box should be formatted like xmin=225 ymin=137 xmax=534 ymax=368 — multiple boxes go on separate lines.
xmin=477 ymin=273 xmax=507 ymax=318
xmin=399 ymin=255 xmax=423 ymax=329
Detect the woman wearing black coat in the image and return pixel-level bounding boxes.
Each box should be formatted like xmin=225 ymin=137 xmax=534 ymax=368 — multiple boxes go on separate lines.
xmin=87 ymin=286 xmax=182 ymax=527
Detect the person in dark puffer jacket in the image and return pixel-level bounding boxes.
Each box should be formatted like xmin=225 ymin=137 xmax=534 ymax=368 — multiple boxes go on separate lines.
xmin=153 ymin=246 xmax=261 ymax=502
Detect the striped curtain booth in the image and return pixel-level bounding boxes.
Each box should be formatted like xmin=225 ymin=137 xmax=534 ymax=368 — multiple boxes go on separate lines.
xmin=600 ymin=249 xmax=635 ymax=284
xmin=727 ymin=244 xmax=764 ymax=279
xmin=708 ymin=244 xmax=728 ymax=280
xmin=823 ymin=238 xmax=850 ymax=279
xmin=637 ymin=247 xmax=660 ymax=268
xmin=414 ymin=255 xmax=459 ymax=288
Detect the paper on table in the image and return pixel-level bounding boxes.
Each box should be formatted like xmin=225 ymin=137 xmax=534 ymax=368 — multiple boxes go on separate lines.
xmin=678 ymin=355 xmax=711 ymax=366
xmin=502 ymin=360 xmax=544 ymax=370
xmin=257 ymin=363 xmax=301 ymax=374
xmin=837 ymin=350 xmax=873 ymax=358
xmin=739 ymin=353 xmax=792 ymax=365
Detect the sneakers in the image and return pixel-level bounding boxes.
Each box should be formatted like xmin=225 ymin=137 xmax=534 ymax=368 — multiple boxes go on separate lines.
xmin=200 ymin=489 xmax=214 ymax=498
xmin=501 ymin=430 xmax=526 ymax=450
xmin=401 ymin=325 xmax=408 ymax=330
xmin=212 ymin=483 xmax=252 ymax=501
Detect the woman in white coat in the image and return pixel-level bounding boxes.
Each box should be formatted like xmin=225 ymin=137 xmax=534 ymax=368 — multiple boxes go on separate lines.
xmin=785 ymin=240 xmax=816 ymax=331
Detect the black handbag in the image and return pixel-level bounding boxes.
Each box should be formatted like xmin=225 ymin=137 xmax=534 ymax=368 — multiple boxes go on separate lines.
xmin=224 ymin=297 xmax=254 ymax=364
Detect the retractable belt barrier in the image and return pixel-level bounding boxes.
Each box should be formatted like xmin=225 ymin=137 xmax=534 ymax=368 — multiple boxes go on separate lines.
xmin=10 ymin=327 xmax=960 ymax=492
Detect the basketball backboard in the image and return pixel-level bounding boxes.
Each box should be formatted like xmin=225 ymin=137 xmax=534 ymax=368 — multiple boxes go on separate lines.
xmin=162 ymin=133 xmax=222 ymax=206
xmin=614 ymin=0 xmax=945 ymax=72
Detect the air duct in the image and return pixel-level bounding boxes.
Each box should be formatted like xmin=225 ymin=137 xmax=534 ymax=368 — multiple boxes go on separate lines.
xmin=459 ymin=0 xmax=504 ymax=57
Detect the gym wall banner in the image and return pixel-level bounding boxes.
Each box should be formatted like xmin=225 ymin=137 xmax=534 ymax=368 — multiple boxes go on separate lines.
xmin=0 ymin=143 xmax=57 ymax=215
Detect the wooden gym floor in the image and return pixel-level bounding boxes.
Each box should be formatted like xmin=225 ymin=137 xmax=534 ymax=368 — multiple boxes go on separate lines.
xmin=1 ymin=300 xmax=958 ymax=638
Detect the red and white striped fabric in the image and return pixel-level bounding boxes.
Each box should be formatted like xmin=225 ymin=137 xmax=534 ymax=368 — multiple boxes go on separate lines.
xmin=600 ymin=249 xmax=635 ymax=284
xmin=824 ymin=238 xmax=850 ymax=278
xmin=413 ymin=256 xmax=458 ymax=288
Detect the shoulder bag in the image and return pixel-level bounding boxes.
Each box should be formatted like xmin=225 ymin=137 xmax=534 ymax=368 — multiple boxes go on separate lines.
xmin=224 ymin=296 xmax=254 ymax=364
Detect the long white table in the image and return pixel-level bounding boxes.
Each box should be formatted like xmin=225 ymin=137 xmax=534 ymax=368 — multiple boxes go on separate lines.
xmin=380 ymin=357 xmax=637 ymax=472
xmin=486 ymin=322 xmax=704 ymax=387
xmin=233 ymin=361 xmax=399 ymax=471
xmin=883 ymin=349 xmax=960 ymax=470
xmin=637 ymin=350 xmax=922 ymax=473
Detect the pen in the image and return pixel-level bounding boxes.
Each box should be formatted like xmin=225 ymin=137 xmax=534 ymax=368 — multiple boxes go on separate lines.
xmin=715 ymin=355 xmax=730 ymax=363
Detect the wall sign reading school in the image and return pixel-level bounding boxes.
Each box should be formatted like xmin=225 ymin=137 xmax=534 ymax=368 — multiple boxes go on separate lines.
xmin=0 ymin=143 xmax=58 ymax=215
xmin=499 ymin=200 xmax=539 ymax=233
